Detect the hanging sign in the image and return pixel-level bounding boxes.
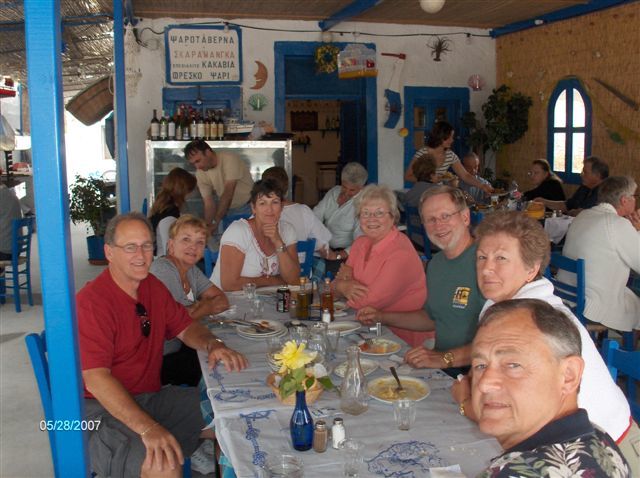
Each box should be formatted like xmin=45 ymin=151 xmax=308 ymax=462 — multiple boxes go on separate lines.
xmin=165 ymin=25 xmax=242 ymax=85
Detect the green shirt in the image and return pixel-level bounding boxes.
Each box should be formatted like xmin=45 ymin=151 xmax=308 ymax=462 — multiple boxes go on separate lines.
xmin=425 ymin=243 xmax=485 ymax=351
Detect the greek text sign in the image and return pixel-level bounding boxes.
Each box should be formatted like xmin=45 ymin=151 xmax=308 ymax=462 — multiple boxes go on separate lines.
xmin=165 ymin=25 xmax=242 ymax=85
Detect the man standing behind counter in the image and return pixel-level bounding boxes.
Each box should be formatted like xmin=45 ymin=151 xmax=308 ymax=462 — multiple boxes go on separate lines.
xmin=184 ymin=139 xmax=253 ymax=234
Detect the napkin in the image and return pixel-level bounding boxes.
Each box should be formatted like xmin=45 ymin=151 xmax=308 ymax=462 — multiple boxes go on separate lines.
xmin=544 ymin=216 xmax=574 ymax=244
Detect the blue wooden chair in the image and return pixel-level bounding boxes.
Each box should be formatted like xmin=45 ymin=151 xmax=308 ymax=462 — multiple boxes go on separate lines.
xmin=544 ymin=252 xmax=586 ymax=324
xmin=296 ymin=238 xmax=316 ymax=278
xmin=203 ymin=248 xmax=219 ymax=278
xmin=141 ymin=198 xmax=148 ymax=216
xmin=0 ymin=216 xmax=35 ymax=312
xmin=25 ymin=331 xmax=192 ymax=477
xmin=222 ymin=213 xmax=252 ymax=231
xmin=404 ymin=205 xmax=431 ymax=261
xmin=603 ymin=338 xmax=640 ymax=422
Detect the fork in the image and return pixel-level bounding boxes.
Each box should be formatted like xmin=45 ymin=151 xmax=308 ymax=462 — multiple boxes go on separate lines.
xmin=357 ymin=332 xmax=374 ymax=345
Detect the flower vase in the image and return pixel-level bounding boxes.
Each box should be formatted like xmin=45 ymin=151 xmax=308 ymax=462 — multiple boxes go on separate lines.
xmin=290 ymin=390 xmax=313 ymax=451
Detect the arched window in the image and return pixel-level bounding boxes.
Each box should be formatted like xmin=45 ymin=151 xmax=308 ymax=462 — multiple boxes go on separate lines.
xmin=547 ymin=78 xmax=592 ymax=184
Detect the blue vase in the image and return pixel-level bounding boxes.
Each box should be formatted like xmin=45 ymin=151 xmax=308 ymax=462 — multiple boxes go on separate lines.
xmin=290 ymin=390 xmax=313 ymax=451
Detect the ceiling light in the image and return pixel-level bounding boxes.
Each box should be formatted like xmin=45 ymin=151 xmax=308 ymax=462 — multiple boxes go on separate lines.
xmin=419 ymin=0 xmax=445 ymax=14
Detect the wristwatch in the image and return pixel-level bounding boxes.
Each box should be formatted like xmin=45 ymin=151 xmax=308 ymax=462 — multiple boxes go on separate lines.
xmin=336 ymin=253 xmax=342 ymax=260
xmin=275 ymin=244 xmax=286 ymax=253
xmin=207 ymin=337 xmax=225 ymax=352
xmin=459 ymin=398 xmax=469 ymax=416
xmin=442 ymin=351 xmax=455 ymax=368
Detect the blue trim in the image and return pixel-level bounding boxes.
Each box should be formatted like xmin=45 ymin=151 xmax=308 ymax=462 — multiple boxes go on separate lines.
xmin=113 ymin=0 xmax=131 ymax=212
xmin=318 ymin=0 xmax=382 ymax=31
xmin=274 ymin=41 xmax=378 ymax=182
xmin=17 ymin=82 xmax=23 ymax=133
xmin=164 ymin=25 xmax=243 ymax=85
xmin=403 ymin=86 xmax=470 ymax=187
xmin=24 ymin=0 xmax=90 ymax=475
xmin=547 ymin=78 xmax=592 ymax=185
xmin=491 ymin=0 xmax=634 ymax=37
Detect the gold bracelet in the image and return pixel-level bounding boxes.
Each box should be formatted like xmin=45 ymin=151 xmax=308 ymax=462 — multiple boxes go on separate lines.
xmin=459 ymin=398 xmax=469 ymax=416
xmin=140 ymin=421 xmax=159 ymax=437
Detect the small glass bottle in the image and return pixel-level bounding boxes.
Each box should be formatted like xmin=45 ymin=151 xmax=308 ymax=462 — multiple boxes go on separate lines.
xmin=322 ymin=308 xmax=331 ymax=324
xmin=289 ymin=297 xmax=298 ymax=319
xmin=340 ymin=345 xmax=369 ymax=416
xmin=313 ymin=420 xmax=328 ymax=453
xmin=321 ymin=277 xmax=334 ymax=321
xmin=331 ymin=417 xmax=346 ymax=449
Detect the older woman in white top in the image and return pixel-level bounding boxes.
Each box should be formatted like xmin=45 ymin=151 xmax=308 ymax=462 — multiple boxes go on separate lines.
xmin=452 ymin=211 xmax=637 ymax=468
xmin=211 ymin=179 xmax=300 ymax=291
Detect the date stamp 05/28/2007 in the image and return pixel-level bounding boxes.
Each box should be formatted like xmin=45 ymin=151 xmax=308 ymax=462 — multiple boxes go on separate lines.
xmin=39 ymin=420 xmax=101 ymax=432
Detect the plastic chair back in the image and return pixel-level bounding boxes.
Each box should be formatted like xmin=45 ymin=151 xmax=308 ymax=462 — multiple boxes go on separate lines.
xmin=296 ymin=238 xmax=316 ymax=278
xmin=222 ymin=213 xmax=252 ymax=231
xmin=141 ymin=198 xmax=148 ymax=216
xmin=404 ymin=205 xmax=431 ymax=261
xmin=0 ymin=216 xmax=35 ymax=312
xmin=203 ymin=248 xmax=219 ymax=278
xmin=544 ymin=252 xmax=586 ymax=323
xmin=603 ymin=339 xmax=640 ymax=422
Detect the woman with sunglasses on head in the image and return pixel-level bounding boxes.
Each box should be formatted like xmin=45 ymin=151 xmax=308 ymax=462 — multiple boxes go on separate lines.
xmin=404 ymin=121 xmax=493 ymax=196
xmin=332 ymin=184 xmax=427 ymax=344
xmin=522 ymin=158 xmax=565 ymax=202
xmin=150 ymin=214 xmax=229 ymax=386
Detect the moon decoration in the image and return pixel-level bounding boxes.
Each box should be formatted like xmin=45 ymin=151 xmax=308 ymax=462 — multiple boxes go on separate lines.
xmin=249 ymin=94 xmax=268 ymax=111
xmin=251 ymin=61 xmax=268 ymax=90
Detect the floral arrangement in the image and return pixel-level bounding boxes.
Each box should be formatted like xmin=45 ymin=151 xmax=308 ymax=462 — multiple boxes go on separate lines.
xmin=273 ymin=340 xmax=333 ymax=399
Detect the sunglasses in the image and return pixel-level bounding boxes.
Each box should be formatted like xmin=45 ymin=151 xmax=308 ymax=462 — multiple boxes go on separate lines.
xmin=136 ymin=302 xmax=151 ymax=338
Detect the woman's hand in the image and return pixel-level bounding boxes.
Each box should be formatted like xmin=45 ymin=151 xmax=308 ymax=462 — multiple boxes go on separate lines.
xmin=356 ymin=306 xmax=380 ymax=325
xmin=480 ymin=183 xmax=493 ymax=195
xmin=335 ymin=278 xmax=368 ymax=302
xmin=261 ymin=222 xmax=283 ymax=248
xmin=336 ymin=263 xmax=353 ymax=281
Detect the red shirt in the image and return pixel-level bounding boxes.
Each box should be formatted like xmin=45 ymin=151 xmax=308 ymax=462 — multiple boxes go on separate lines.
xmin=346 ymin=228 xmax=430 ymax=346
xmin=76 ymin=269 xmax=192 ymax=398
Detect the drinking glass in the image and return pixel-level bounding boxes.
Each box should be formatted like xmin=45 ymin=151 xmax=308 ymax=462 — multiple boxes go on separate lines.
xmin=289 ymin=324 xmax=309 ymax=344
xmin=250 ymin=297 xmax=264 ymax=318
xmin=393 ymin=398 xmax=416 ymax=431
xmin=326 ymin=329 xmax=340 ymax=353
xmin=243 ymin=282 xmax=256 ymax=300
xmin=341 ymin=439 xmax=365 ymax=477
xmin=256 ymin=454 xmax=304 ymax=477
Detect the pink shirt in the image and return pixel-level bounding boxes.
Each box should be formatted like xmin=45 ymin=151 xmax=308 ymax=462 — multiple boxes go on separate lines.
xmin=345 ymin=228 xmax=429 ymax=346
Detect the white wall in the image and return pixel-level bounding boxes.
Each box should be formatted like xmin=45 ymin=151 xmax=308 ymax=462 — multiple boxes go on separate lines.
xmin=125 ymin=18 xmax=495 ymax=210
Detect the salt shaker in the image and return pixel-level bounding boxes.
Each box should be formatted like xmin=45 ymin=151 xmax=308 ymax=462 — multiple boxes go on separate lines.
xmin=331 ymin=417 xmax=346 ymax=449
xmin=313 ymin=420 xmax=328 ymax=453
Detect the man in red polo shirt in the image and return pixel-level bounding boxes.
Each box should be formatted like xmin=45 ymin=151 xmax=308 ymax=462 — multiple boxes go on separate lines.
xmin=77 ymin=212 xmax=247 ymax=478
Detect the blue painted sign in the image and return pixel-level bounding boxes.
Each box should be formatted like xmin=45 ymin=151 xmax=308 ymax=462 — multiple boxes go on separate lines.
xmin=165 ymin=25 xmax=242 ymax=85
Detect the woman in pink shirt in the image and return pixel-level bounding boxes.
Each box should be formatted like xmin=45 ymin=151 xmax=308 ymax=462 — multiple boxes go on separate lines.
xmin=332 ymin=184 xmax=428 ymax=346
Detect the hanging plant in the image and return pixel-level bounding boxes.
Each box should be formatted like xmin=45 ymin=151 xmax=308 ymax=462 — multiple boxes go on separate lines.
xmin=315 ymin=44 xmax=340 ymax=74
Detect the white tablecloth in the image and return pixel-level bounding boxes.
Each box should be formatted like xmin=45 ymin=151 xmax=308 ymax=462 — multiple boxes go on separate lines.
xmin=199 ymin=293 xmax=501 ymax=477
xmin=544 ymin=215 xmax=574 ymax=244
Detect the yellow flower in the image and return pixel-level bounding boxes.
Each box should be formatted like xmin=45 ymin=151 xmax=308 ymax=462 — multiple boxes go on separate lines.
xmin=273 ymin=340 xmax=317 ymax=374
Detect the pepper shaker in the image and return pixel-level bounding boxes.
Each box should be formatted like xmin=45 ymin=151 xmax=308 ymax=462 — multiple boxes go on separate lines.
xmin=313 ymin=420 xmax=328 ymax=453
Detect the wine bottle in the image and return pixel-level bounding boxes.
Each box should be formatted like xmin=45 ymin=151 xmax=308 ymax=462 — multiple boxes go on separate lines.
xmin=196 ymin=113 xmax=205 ymax=140
xmin=159 ymin=110 xmax=168 ymax=140
xmin=150 ymin=109 xmax=160 ymax=140
xmin=216 ymin=111 xmax=225 ymax=140
xmin=189 ymin=114 xmax=197 ymax=140
xmin=168 ymin=112 xmax=176 ymax=140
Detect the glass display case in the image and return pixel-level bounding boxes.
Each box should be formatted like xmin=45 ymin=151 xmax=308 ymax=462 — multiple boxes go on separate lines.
xmin=145 ymin=140 xmax=292 ymax=218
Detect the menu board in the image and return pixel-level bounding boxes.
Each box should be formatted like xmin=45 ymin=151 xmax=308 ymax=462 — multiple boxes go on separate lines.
xmin=165 ymin=25 xmax=242 ymax=85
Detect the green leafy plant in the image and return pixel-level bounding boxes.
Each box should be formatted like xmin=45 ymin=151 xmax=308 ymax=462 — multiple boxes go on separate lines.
xmin=462 ymin=85 xmax=533 ymax=154
xmin=69 ymin=175 xmax=116 ymax=236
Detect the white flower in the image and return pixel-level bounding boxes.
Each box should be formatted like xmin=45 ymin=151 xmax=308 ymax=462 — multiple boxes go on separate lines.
xmin=307 ymin=363 xmax=328 ymax=378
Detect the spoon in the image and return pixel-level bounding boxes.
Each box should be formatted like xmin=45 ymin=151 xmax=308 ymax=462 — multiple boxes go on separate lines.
xmin=390 ymin=366 xmax=405 ymax=394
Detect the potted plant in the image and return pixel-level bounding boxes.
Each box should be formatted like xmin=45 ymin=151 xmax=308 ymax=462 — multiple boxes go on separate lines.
xmin=69 ymin=175 xmax=116 ymax=264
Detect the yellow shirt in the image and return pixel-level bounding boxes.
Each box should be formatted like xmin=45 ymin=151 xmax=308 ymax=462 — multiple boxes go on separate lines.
xmin=195 ymin=150 xmax=253 ymax=209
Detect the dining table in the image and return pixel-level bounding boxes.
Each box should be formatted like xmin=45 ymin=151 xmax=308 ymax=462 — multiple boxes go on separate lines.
xmin=198 ymin=288 xmax=502 ymax=477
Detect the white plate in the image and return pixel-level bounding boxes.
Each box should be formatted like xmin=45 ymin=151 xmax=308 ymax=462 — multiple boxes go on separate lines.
xmin=358 ymin=338 xmax=402 ymax=356
xmin=236 ymin=319 xmax=286 ymax=337
xmin=327 ymin=320 xmax=360 ymax=336
xmin=239 ymin=328 xmax=288 ymax=341
xmin=368 ymin=376 xmax=430 ymax=404
xmin=333 ymin=358 xmax=378 ymax=378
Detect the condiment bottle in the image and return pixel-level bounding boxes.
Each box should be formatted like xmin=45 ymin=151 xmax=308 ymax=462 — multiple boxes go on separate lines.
xmin=322 ymin=308 xmax=331 ymax=324
xmin=297 ymin=277 xmax=311 ymax=320
xmin=331 ymin=417 xmax=346 ymax=449
xmin=340 ymin=345 xmax=369 ymax=416
xmin=321 ymin=277 xmax=334 ymax=321
xmin=289 ymin=297 xmax=298 ymax=319
xmin=313 ymin=420 xmax=328 ymax=453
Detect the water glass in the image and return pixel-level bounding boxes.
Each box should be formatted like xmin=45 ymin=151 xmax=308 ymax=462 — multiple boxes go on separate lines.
xmin=243 ymin=282 xmax=257 ymax=300
xmin=256 ymin=454 xmax=304 ymax=478
xmin=251 ymin=297 xmax=264 ymax=318
xmin=289 ymin=324 xmax=309 ymax=344
xmin=326 ymin=329 xmax=340 ymax=353
xmin=393 ymin=398 xmax=416 ymax=431
xmin=341 ymin=439 xmax=365 ymax=477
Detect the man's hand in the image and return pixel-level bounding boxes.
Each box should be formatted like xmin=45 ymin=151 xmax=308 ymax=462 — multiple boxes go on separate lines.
xmin=626 ymin=209 xmax=640 ymax=231
xmin=480 ymin=183 xmax=493 ymax=195
xmin=404 ymin=346 xmax=446 ymax=369
xmin=356 ymin=306 xmax=380 ymax=325
xmin=140 ymin=423 xmax=184 ymax=473
xmin=207 ymin=341 xmax=249 ymax=372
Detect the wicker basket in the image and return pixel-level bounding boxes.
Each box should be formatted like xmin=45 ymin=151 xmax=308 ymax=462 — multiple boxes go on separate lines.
xmin=266 ymin=373 xmax=324 ymax=405
xmin=66 ymin=76 xmax=113 ymax=126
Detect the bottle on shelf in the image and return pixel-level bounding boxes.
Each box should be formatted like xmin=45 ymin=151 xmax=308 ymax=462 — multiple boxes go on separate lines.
xmin=168 ymin=111 xmax=176 ymax=140
xmin=216 ymin=110 xmax=225 ymax=140
xmin=159 ymin=110 xmax=168 ymax=140
xmin=189 ymin=114 xmax=197 ymax=140
xmin=181 ymin=105 xmax=191 ymax=141
xmin=196 ymin=113 xmax=205 ymax=140
xmin=149 ymin=109 xmax=160 ymax=140
xmin=204 ymin=114 xmax=211 ymax=141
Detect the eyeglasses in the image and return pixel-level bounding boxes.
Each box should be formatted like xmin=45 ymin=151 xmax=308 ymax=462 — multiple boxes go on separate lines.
xmin=136 ymin=302 xmax=151 ymax=338
xmin=112 ymin=242 xmax=154 ymax=254
xmin=360 ymin=210 xmax=390 ymax=219
xmin=424 ymin=210 xmax=462 ymax=226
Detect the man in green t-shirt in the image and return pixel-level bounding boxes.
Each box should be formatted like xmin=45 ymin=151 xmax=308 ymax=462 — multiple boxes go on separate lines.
xmin=356 ymin=186 xmax=484 ymax=374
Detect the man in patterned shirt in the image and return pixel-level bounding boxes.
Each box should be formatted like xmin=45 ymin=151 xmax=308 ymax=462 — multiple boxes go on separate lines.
xmin=473 ymin=299 xmax=630 ymax=478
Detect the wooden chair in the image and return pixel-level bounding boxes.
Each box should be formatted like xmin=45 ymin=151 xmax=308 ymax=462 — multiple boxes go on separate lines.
xmin=222 ymin=213 xmax=252 ymax=231
xmin=0 ymin=216 xmax=35 ymax=312
xmin=544 ymin=252 xmax=586 ymax=324
xmin=603 ymin=338 xmax=640 ymax=422
xmin=203 ymin=248 xmax=219 ymax=278
xmin=296 ymin=238 xmax=317 ymax=278
xmin=404 ymin=205 xmax=431 ymax=261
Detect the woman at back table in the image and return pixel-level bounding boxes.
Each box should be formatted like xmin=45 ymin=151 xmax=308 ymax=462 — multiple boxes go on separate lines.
xmin=331 ymin=184 xmax=427 ymax=346
xmin=522 ymin=158 xmax=565 ymax=202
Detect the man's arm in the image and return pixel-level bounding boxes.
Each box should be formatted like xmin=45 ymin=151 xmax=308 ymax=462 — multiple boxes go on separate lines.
xmin=177 ymin=321 xmax=248 ymax=372
xmin=357 ymin=307 xmax=435 ymax=331
xmin=202 ymin=194 xmax=218 ymax=230
xmin=214 ymin=180 xmax=238 ymax=224
xmin=83 ymin=368 xmax=184 ymax=472
xmin=404 ymin=344 xmax=472 ymax=369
